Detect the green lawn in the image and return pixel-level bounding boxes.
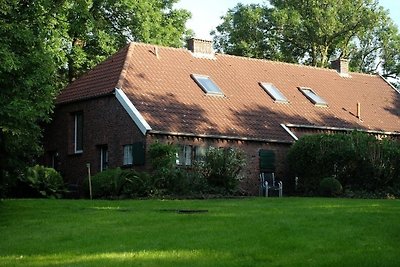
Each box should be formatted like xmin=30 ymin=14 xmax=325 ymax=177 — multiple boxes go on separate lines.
xmin=0 ymin=198 xmax=399 ymax=267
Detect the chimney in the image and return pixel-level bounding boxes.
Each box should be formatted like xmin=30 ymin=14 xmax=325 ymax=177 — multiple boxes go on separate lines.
xmin=331 ymin=58 xmax=350 ymax=77
xmin=187 ymin=38 xmax=214 ymax=57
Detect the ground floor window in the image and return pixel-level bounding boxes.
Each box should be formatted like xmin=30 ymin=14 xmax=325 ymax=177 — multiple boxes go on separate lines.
xmin=123 ymin=145 xmax=133 ymax=165
xmin=176 ymin=145 xmax=208 ymax=166
xmin=100 ymin=146 xmax=109 ymax=171
xmin=123 ymin=142 xmax=146 ymax=166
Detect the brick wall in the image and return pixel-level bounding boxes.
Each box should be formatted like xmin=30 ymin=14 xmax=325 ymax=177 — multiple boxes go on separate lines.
xmin=43 ymin=95 xmax=146 ymax=189
xmin=146 ymin=134 xmax=291 ymax=195
xmin=43 ymin=95 xmax=292 ymax=196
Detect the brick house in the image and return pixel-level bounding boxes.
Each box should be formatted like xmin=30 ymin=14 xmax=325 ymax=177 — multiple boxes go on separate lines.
xmin=43 ymin=38 xmax=400 ymax=195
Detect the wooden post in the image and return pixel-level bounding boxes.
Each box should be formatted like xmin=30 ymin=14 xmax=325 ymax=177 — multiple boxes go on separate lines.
xmin=86 ymin=163 xmax=92 ymax=200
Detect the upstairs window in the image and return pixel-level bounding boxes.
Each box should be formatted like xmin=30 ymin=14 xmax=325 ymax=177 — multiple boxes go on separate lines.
xmin=74 ymin=112 xmax=83 ymax=153
xmin=298 ymin=87 xmax=328 ymax=107
xmin=259 ymin=82 xmax=289 ymax=103
xmin=191 ymin=74 xmax=224 ymax=96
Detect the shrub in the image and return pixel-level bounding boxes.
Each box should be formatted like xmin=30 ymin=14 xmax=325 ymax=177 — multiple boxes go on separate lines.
xmin=121 ymin=170 xmax=152 ymax=198
xmin=87 ymin=168 xmax=125 ymax=198
xmin=19 ymin=165 xmax=65 ymax=198
xmin=319 ymin=177 xmax=343 ymax=197
xmin=200 ymin=147 xmax=246 ymax=192
xmin=148 ymin=141 xmax=178 ymax=192
xmin=87 ymin=168 xmax=152 ymax=199
xmin=288 ymin=132 xmax=400 ymax=196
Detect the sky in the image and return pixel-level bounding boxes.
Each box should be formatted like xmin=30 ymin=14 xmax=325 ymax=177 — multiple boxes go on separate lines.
xmin=174 ymin=0 xmax=400 ymax=40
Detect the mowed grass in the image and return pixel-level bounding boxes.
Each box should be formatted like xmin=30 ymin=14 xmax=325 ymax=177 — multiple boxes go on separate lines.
xmin=0 ymin=198 xmax=399 ymax=267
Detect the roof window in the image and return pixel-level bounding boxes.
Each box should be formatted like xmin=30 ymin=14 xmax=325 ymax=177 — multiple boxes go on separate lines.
xmin=191 ymin=74 xmax=224 ymax=96
xmin=299 ymin=87 xmax=328 ymax=107
xmin=259 ymin=82 xmax=289 ymax=103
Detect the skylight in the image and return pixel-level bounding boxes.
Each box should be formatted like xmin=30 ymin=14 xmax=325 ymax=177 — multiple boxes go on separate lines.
xmin=299 ymin=87 xmax=328 ymax=107
xmin=260 ymin=82 xmax=289 ymax=103
xmin=191 ymin=74 xmax=224 ymax=96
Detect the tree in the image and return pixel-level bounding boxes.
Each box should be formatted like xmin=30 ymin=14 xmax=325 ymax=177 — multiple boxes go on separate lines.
xmin=0 ymin=0 xmax=60 ymax=193
xmin=57 ymin=0 xmax=192 ymax=83
xmin=0 ymin=0 xmax=192 ymax=195
xmin=211 ymin=4 xmax=282 ymax=60
xmin=212 ymin=0 xmax=400 ymax=82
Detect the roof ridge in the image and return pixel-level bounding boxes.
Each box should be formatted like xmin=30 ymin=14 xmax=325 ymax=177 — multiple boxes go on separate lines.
xmin=215 ymin=52 xmax=361 ymax=74
xmin=129 ymin=41 xmax=189 ymax=53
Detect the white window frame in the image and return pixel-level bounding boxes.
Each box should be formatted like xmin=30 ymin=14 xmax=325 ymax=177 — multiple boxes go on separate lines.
xmin=123 ymin=145 xmax=133 ymax=165
xmin=191 ymin=74 xmax=224 ymax=96
xmin=260 ymin=82 xmax=289 ymax=103
xmin=74 ymin=113 xmax=83 ymax=153
xmin=176 ymin=145 xmax=193 ymax=166
xmin=299 ymin=87 xmax=328 ymax=107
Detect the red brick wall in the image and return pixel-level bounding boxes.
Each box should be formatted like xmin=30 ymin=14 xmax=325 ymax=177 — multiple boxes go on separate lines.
xmin=43 ymin=95 xmax=292 ymax=196
xmin=43 ymin=95 xmax=146 ymax=189
xmin=146 ymin=134 xmax=291 ymax=195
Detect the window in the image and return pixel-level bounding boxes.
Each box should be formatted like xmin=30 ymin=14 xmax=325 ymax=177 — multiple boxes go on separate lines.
xmin=74 ymin=112 xmax=83 ymax=153
xmin=298 ymin=87 xmax=328 ymax=107
xmin=191 ymin=74 xmax=224 ymax=96
xmin=194 ymin=146 xmax=207 ymax=162
xmin=259 ymin=82 xmax=289 ymax=103
xmin=123 ymin=143 xmax=145 ymax=166
xmin=176 ymin=145 xmax=192 ymax=166
xmin=123 ymin=145 xmax=133 ymax=165
xmin=100 ymin=146 xmax=109 ymax=171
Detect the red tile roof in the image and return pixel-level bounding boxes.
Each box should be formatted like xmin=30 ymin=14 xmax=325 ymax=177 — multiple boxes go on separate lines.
xmin=57 ymin=42 xmax=400 ymax=142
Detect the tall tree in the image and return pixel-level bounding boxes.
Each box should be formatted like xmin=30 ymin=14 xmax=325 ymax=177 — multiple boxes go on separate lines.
xmin=0 ymin=0 xmax=60 ymax=192
xmin=0 ymin=0 xmax=192 ymax=194
xmin=212 ymin=0 xmax=400 ymax=82
xmin=58 ymin=0 xmax=192 ymax=83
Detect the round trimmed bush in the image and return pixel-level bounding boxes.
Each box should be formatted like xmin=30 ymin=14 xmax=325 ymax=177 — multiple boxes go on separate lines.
xmin=319 ymin=177 xmax=343 ymax=197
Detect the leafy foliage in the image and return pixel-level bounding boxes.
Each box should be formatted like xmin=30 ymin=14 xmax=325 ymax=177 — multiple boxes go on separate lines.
xmin=212 ymin=0 xmax=400 ymax=83
xmin=15 ymin=165 xmax=65 ymax=198
xmin=0 ymin=0 xmax=60 ymax=195
xmin=0 ymin=0 xmax=191 ymax=195
xmin=199 ymin=147 xmax=246 ymax=192
xmin=287 ymin=132 xmax=400 ymax=196
xmin=319 ymin=177 xmax=343 ymax=197
xmin=56 ymin=0 xmax=192 ymax=82
xmin=86 ymin=168 xmax=151 ymax=199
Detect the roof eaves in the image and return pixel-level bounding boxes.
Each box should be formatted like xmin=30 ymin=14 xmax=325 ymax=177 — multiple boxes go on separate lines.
xmin=56 ymin=92 xmax=114 ymax=105
xmin=286 ymin=123 xmax=400 ymax=136
xmin=148 ymin=130 xmax=294 ymax=144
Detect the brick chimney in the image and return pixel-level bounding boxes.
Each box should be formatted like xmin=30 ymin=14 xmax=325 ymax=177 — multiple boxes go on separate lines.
xmin=187 ymin=38 xmax=214 ymax=58
xmin=331 ymin=58 xmax=350 ymax=77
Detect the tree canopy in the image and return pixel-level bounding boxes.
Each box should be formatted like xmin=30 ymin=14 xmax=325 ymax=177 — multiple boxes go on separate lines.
xmin=0 ymin=0 xmax=191 ymax=193
xmin=212 ymin=0 xmax=400 ymax=86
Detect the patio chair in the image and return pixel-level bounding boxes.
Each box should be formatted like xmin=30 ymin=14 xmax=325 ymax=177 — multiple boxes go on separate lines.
xmin=260 ymin=172 xmax=283 ymax=197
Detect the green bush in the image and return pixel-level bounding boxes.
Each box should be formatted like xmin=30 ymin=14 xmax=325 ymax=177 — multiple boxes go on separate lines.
xmin=287 ymin=132 xmax=400 ymax=196
xmin=200 ymin=147 xmax=246 ymax=192
xmin=21 ymin=165 xmax=65 ymax=198
xmin=121 ymin=170 xmax=152 ymax=198
xmin=148 ymin=141 xmax=179 ymax=192
xmin=87 ymin=168 xmax=152 ymax=199
xmin=319 ymin=177 xmax=343 ymax=197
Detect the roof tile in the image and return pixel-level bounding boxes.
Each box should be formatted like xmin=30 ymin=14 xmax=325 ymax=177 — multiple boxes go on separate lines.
xmin=56 ymin=42 xmax=400 ymax=141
